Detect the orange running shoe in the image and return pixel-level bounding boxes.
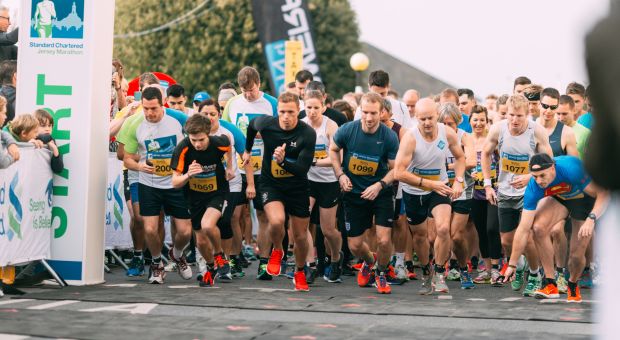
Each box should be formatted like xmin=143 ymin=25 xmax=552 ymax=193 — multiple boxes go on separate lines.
xmin=534 ymin=283 xmax=560 ymax=299
xmin=500 ymin=262 xmax=508 ymax=276
xmin=266 ymin=249 xmax=284 ymax=276
xmin=293 ymin=270 xmax=309 ymax=292
xmin=375 ymin=272 xmax=391 ymax=294
xmin=567 ymin=285 xmax=582 ymax=303
xmin=357 ymin=262 xmax=374 ymax=287
xmin=198 ymin=269 xmax=215 ymax=287
xmin=352 ymin=262 xmax=363 ymax=271
xmin=1 ymin=266 xmax=15 ymax=285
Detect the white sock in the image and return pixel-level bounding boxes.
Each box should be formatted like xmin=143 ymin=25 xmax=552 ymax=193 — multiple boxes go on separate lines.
xmin=516 ymin=255 xmax=526 ymax=270
xmin=395 ymin=253 xmax=405 ymax=267
xmin=529 ymin=266 xmax=539 ymax=275
xmin=173 ymin=245 xmax=186 ymax=259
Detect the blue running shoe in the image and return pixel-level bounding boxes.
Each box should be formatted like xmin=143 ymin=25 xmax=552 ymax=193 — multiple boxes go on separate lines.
xmin=460 ymin=270 xmax=475 ymax=289
xmin=126 ymin=257 xmax=145 ymax=277
xmin=579 ymin=268 xmax=593 ymax=289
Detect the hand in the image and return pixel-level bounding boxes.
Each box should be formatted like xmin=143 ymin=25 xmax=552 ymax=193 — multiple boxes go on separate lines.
xmin=510 ymin=174 xmax=530 ymax=189
xmin=429 ymin=180 xmax=453 ymax=197
xmin=29 ymin=139 xmax=44 ymax=148
xmin=360 ymin=182 xmax=383 ymax=201
xmin=112 ymin=72 xmax=120 ymax=90
xmin=7 ymin=144 xmax=19 ymax=161
xmin=139 ymin=161 xmax=154 ymax=174
xmin=125 ymin=102 xmax=140 ymax=118
xmin=338 ymin=174 xmax=353 ymax=192
xmin=48 ymin=140 xmax=59 ymax=157
xmin=485 ymin=186 xmax=497 ymax=206
xmin=187 ymin=160 xmax=203 ymax=177
xmin=502 ymin=266 xmax=515 ymax=284
xmin=225 ymin=167 xmax=235 ymax=181
xmin=451 ymin=181 xmax=463 ymax=200
xmin=246 ymin=184 xmax=256 ymax=200
xmin=578 ymin=219 xmax=595 ymax=240
xmin=273 ymin=143 xmax=286 ymax=164
xmin=242 ymin=151 xmax=251 ymax=167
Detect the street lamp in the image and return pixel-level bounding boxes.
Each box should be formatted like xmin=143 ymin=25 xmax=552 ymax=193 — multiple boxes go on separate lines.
xmin=350 ymin=52 xmax=369 ymax=94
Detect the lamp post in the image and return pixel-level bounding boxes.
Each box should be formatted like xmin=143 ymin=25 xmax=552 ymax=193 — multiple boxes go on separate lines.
xmin=350 ymin=52 xmax=369 ymax=94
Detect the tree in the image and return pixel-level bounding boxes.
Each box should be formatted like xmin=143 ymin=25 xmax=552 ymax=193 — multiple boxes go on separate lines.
xmin=113 ymin=0 xmax=360 ymax=99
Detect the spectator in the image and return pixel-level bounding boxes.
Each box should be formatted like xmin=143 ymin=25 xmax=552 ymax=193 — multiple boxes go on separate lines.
xmin=111 ymin=59 xmax=127 ymax=114
xmin=167 ymin=84 xmax=194 ymax=115
xmin=0 ymin=5 xmax=16 ymax=62
xmin=192 ymin=91 xmax=210 ymax=112
xmin=4 ymin=114 xmax=40 ymax=147
xmin=332 ymin=99 xmax=354 ymax=121
xmin=0 ymin=95 xmax=18 ymax=168
xmin=0 ymin=59 xmax=15 ymax=127
xmin=34 ymin=109 xmax=63 ymax=174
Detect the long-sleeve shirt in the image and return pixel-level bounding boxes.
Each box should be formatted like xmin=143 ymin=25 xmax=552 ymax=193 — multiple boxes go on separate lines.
xmin=0 ymin=130 xmax=16 ymax=168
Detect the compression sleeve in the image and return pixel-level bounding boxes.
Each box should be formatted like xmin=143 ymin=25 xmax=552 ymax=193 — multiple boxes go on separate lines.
xmin=280 ymin=127 xmax=317 ymax=176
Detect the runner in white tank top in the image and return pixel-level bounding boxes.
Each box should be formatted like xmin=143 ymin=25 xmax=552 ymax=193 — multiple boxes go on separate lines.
xmin=302 ymin=91 xmax=344 ymax=283
xmin=395 ymin=98 xmax=465 ymax=295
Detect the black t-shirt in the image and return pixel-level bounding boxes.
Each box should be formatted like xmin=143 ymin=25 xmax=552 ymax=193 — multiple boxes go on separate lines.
xmin=299 ymin=107 xmax=348 ymax=126
xmin=170 ymin=135 xmax=231 ymax=203
xmin=246 ymin=115 xmax=316 ymax=188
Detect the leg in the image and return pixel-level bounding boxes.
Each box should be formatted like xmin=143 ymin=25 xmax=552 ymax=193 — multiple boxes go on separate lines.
xmin=319 ymin=206 xmax=341 ymax=261
xmin=375 ymin=225 xmax=393 ymax=269
xmin=531 ymin=198 xmax=569 ymax=280
xmin=568 ymin=219 xmax=590 ymax=282
xmin=551 ymin=220 xmax=568 ymax=269
xmin=264 ymin=201 xmax=287 ymax=251
xmin=449 ymin=212 xmax=470 ymax=267
xmin=256 ymin=209 xmax=271 ymax=258
xmin=290 ymin=215 xmax=311 ymax=269
xmin=431 ymin=204 xmax=453 ymax=267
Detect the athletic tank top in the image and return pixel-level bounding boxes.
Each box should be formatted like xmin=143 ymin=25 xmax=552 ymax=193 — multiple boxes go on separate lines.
xmin=549 ymin=121 xmax=566 ymax=157
xmin=446 ymin=129 xmax=473 ymax=201
xmin=472 ymin=150 xmax=499 ymax=200
xmin=402 ymin=123 xmax=449 ymax=196
xmin=390 ymin=122 xmax=402 ymax=196
xmin=303 ymin=116 xmax=337 ymax=183
xmin=497 ymin=120 xmax=536 ymax=197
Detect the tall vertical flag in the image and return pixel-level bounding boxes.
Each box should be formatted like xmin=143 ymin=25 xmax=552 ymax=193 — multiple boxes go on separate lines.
xmin=251 ymin=0 xmax=322 ymax=95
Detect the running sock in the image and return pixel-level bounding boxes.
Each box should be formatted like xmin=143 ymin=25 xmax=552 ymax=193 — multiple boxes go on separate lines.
xmin=133 ymin=250 xmax=143 ymax=260
xmin=406 ymin=260 xmax=415 ymax=272
xmin=152 ymin=256 xmax=162 ymax=265
xmin=567 ymin=280 xmax=578 ymax=291
xmin=471 ymin=256 xmax=479 ymax=270
xmin=259 ymin=257 xmax=268 ymax=265
xmin=492 ymin=264 xmax=499 ymax=270
xmin=434 ymin=264 xmax=446 ymax=274
xmin=207 ymin=262 xmax=215 ymax=271
xmin=377 ymin=264 xmax=388 ymax=273
xmin=449 ymin=259 xmax=459 ymax=270
xmin=422 ymin=264 xmax=431 ymax=276
xmin=543 ymin=277 xmax=557 ymax=286
xmin=395 ymin=253 xmax=405 ymax=267
xmin=529 ymin=267 xmax=540 ymax=277
xmin=460 ymin=266 xmax=468 ymax=273
xmin=296 ymin=266 xmax=304 ymax=272
xmin=556 ymin=267 xmax=565 ymax=275
xmin=308 ymin=261 xmax=317 ymax=268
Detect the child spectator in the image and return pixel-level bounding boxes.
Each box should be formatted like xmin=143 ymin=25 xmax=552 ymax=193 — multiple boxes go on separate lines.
xmin=34 ymin=109 xmax=63 ymax=174
xmin=0 ymin=95 xmax=18 ymax=168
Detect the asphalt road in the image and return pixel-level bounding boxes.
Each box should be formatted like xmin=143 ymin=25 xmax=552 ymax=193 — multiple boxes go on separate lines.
xmin=0 ymin=261 xmax=595 ymax=340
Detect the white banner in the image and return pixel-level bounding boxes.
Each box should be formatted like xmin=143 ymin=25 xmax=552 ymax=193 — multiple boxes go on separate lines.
xmin=0 ymin=147 xmax=53 ymax=266
xmin=16 ymin=0 xmax=115 ymax=284
xmin=104 ymin=154 xmax=132 ymax=250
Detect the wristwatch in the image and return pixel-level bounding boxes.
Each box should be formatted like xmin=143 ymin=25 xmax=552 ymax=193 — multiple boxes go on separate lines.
xmin=587 ymin=212 xmax=597 ymax=222
xmin=455 ymin=176 xmax=464 ymax=184
xmin=379 ymin=180 xmax=388 ymax=189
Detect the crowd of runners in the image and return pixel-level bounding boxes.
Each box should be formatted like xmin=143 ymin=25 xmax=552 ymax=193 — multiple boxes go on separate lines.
xmin=109 ymin=65 xmax=606 ymax=303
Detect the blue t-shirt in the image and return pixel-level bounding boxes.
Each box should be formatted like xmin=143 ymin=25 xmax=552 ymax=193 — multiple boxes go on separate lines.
xmin=577 ymin=112 xmax=593 ymax=130
xmin=523 ymin=156 xmax=591 ymax=211
xmin=220 ymin=119 xmax=246 ymax=155
xmin=458 ymin=112 xmax=472 ymax=133
xmin=165 ymin=108 xmax=188 ymax=127
xmin=333 ymin=120 xmax=399 ymax=194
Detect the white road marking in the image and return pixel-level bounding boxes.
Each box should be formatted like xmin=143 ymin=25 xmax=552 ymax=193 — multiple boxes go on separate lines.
xmin=104 ymin=283 xmax=137 ymax=288
xmin=239 ymin=287 xmax=296 ymax=293
xmin=500 ymin=297 xmax=523 ymax=302
xmin=437 ymin=295 xmax=452 ymax=300
xmin=0 ymin=299 xmax=34 ymax=306
xmin=466 ymin=298 xmax=487 ymax=301
xmin=28 ymin=300 xmax=80 ymax=310
xmin=80 ymin=303 xmax=158 ymax=315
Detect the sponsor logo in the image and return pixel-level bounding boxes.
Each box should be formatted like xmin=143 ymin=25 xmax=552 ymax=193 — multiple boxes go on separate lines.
xmin=31 ymin=0 xmax=84 ymax=39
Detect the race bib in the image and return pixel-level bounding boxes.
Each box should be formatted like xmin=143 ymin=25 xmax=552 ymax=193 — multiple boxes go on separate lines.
xmin=189 ymin=173 xmax=217 ymax=193
xmin=314 ymin=144 xmax=328 ymax=160
xmin=473 ymin=168 xmax=497 ymax=190
xmin=271 ymin=159 xmax=293 ymax=178
xmin=414 ymin=169 xmax=441 ymax=191
xmin=150 ymin=157 xmax=172 ymax=177
xmin=348 ymin=153 xmax=379 ymax=176
xmin=238 ymin=148 xmax=262 ymax=171
xmin=501 ymin=153 xmax=529 ymax=175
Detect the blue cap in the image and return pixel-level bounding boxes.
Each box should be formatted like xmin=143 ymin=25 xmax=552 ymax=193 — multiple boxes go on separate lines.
xmin=193 ymin=91 xmax=210 ymax=103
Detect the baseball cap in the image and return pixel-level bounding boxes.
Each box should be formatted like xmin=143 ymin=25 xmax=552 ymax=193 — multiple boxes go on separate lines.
xmin=218 ymin=89 xmax=237 ymax=103
xmin=193 ymin=91 xmax=210 ymax=103
xmin=529 ymin=153 xmax=555 ymax=172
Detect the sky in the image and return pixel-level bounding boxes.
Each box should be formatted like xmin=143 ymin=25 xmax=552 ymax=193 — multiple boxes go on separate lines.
xmin=349 ymin=0 xmax=610 ymax=97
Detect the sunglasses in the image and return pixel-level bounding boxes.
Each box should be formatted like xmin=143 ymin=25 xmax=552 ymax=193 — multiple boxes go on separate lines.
xmin=541 ymin=103 xmax=558 ymax=110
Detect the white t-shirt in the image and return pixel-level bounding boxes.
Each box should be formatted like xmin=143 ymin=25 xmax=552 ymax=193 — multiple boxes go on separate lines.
xmin=212 ymin=125 xmax=242 ymax=192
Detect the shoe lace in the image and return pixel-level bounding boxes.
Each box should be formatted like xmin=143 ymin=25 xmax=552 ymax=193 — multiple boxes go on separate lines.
xmin=268 ymin=250 xmax=282 ymax=266
xmin=379 ymin=274 xmax=387 ymax=287
xmin=295 ymin=271 xmax=307 ymax=285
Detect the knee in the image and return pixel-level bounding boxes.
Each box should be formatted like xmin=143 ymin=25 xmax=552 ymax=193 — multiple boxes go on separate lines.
xmin=435 ymin=223 xmax=450 ymax=240
xmin=293 ymin=230 xmax=307 ymax=245
xmin=348 ymin=238 xmax=363 ymax=253
xmin=377 ymin=235 xmax=391 ymax=249
xmin=532 ymin=223 xmax=548 ymax=238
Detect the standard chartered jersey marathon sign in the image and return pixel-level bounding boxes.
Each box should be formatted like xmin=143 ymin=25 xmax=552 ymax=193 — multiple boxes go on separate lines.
xmin=16 ymin=0 xmax=115 ymax=285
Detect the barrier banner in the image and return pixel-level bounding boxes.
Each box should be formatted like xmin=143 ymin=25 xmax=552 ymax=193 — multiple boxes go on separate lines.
xmin=104 ymin=154 xmax=132 ymax=250
xmin=251 ymin=0 xmax=322 ymax=95
xmin=0 ymin=147 xmax=53 ymax=266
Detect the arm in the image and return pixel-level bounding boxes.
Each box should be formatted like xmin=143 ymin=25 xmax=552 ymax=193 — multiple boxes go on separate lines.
xmin=315 ymin=120 xmax=338 ymax=167
xmin=48 ymin=139 xmax=63 ymax=174
xmin=482 ymin=125 xmax=500 ymax=205
xmin=279 ymin=129 xmax=317 ymax=176
xmin=563 ymin=126 xmax=579 ymax=157
xmin=172 ymin=171 xmax=191 ymax=188
xmin=329 ymin=134 xmax=352 ymax=192
xmin=504 ymin=210 xmax=536 ymax=271
xmin=534 ymin=124 xmax=553 ymax=157
xmin=446 ymin=128 xmax=465 ymax=199
xmin=461 ymin=133 xmax=477 ymax=170
xmin=579 ymin=183 xmax=610 ymax=239
xmin=0 ymin=28 xmax=18 ymax=46
xmin=0 ymin=147 xmax=14 ymax=169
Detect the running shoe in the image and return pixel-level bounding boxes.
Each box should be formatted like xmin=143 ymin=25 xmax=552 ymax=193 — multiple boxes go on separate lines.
xmin=473 ymin=271 xmax=491 ymax=284
xmin=126 ymin=257 xmax=145 ymax=277
xmin=148 ymin=263 xmax=166 ymax=284
xmin=1 ymin=266 xmax=15 ymax=285
xmin=386 ymin=265 xmax=406 ymax=285
xmin=394 ymin=263 xmax=408 ymax=281
xmin=238 ymin=253 xmax=250 ymax=268
xmin=352 ymin=262 xmax=364 ymax=271
xmin=293 ymin=270 xmax=309 ymax=292
xmin=460 ymin=270 xmax=475 ymax=289
xmin=323 ymin=264 xmax=332 ymax=282
xmin=418 ymin=274 xmax=433 ymax=295
xmin=432 ymin=272 xmax=449 ymax=293
xmin=523 ymin=275 xmax=542 ymax=297
xmin=168 ymin=248 xmax=193 ymax=280
xmin=215 ymin=254 xmax=232 ymax=281
xmin=257 ymin=263 xmax=272 ymax=280
xmin=267 ymin=249 xmax=284 ymax=276
xmin=243 ymin=244 xmax=257 ymax=261
xmin=328 ymin=261 xmax=343 ymax=283
xmin=374 ymin=272 xmax=391 ymax=294
xmin=279 ymin=259 xmax=288 ymax=277
xmin=164 ymin=261 xmax=177 ymax=272
xmin=579 ymin=268 xmax=593 ymax=289
xmin=230 ymin=258 xmax=245 ymax=278
xmin=198 ymin=268 xmax=217 ymax=287
xmin=567 ymin=284 xmax=582 ymax=303
xmin=490 ymin=268 xmax=503 ymax=287
xmin=511 ymin=267 xmax=525 ymax=291
xmin=186 ymin=250 xmax=197 ymax=265
xmin=305 ymin=265 xmax=317 ymax=284
xmin=357 ymin=262 xmax=374 ymax=287
xmin=556 ymin=271 xmax=568 ymax=294
xmin=412 ymin=253 xmax=420 ymax=267
xmin=446 ymin=268 xmax=461 ymax=281
xmin=342 ymin=263 xmax=356 ymax=276
xmin=534 ymin=282 xmax=560 ymax=299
